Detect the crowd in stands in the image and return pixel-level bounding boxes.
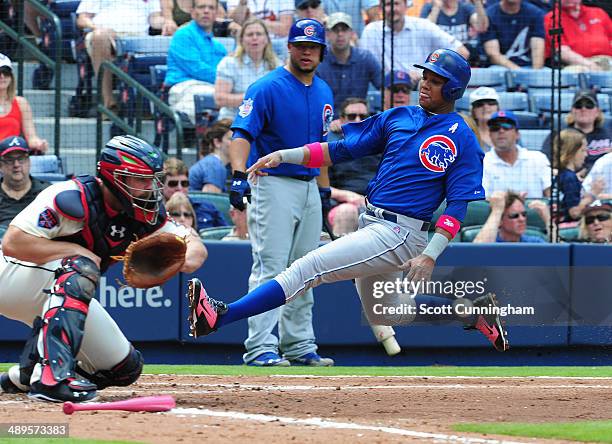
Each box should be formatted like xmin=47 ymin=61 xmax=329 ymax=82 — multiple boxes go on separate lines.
xmin=1 ymin=0 xmax=612 ymax=244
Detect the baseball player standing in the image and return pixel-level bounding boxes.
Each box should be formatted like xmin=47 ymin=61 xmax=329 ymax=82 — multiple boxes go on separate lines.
xmin=228 ymin=18 xmax=335 ymax=366
xmin=0 ymin=135 xmax=207 ymax=402
xmin=189 ymin=49 xmax=509 ymax=354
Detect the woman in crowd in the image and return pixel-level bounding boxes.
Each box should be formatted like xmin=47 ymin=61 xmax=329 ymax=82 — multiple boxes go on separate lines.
xmin=578 ymin=200 xmax=612 ymax=243
xmin=165 ymin=191 xmax=199 ymax=235
xmin=469 ymin=86 xmax=499 ymax=152
xmin=214 ymin=18 xmax=279 ymax=120
xmin=0 ymin=54 xmax=48 ymax=153
xmin=189 ymin=119 xmax=232 ymax=193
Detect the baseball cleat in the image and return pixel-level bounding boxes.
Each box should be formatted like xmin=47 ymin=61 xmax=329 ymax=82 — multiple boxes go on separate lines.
xmin=465 ymin=293 xmax=509 ymax=352
xmin=0 ymin=372 xmax=27 ymax=394
xmin=28 ymin=378 xmax=98 ymax=403
xmin=289 ymin=352 xmax=334 ymax=367
xmin=247 ymin=352 xmax=291 ymax=367
xmin=187 ymin=278 xmax=228 ymax=337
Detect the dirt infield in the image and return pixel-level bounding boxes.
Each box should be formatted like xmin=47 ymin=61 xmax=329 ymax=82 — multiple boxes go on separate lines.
xmin=1 ymin=374 xmax=611 ymax=443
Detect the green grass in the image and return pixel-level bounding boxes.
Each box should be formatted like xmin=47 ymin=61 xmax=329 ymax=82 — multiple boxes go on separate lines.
xmin=2 ymin=363 xmax=612 ymax=377
xmin=453 ymin=420 xmax=612 ymax=443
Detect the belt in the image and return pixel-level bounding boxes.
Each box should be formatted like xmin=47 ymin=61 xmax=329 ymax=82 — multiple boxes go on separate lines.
xmin=365 ymin=208 xmax=430 ymax=231
xmin=280 ymin=175 xmax=314 ymax=182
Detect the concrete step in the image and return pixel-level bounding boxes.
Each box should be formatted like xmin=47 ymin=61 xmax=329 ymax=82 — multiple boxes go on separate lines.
xmin=24 ymin=89 xmax=74 ymax=117
xmin=17 ymin=61 xmax=80 ymax=91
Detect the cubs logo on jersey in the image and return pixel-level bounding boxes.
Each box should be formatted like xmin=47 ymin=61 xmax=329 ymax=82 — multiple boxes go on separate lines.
xmin=322 ymin=104 xmax=333 ymax=136
xmin=419 ymin=135 xmax=457 ymax=173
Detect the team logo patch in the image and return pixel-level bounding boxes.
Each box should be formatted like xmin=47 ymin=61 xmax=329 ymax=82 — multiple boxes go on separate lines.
xmin=38 ymin=207 xmax=58 ymax=229
xmin=304 ymin=25 xmax=315 ymax=36
xmin=238 ymin=98 xmax=254 ymax=118
xmin=429 ymin=52 xmax=440 ymax=63
xmin=419 ymin=135 xmax=457 ymax=173
xmin=322 ymin=103 xmax=333 ymax=135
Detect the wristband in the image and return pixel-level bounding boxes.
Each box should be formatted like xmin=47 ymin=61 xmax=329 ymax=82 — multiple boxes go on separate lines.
xmin=435 ymin=214 xmax=461 ymax=238
xmin=305 ymin=142 xmax=324 ymax=168
xmin=279 ymin=147 xmax=305 ymax=165
xmin=422 ymin=232 xmax=449 ymax=261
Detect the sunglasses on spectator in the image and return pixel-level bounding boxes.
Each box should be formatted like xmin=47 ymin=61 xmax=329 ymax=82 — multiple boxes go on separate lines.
xmin=507 ymin=211 xmax=527 ymax=219
xmin=0 ymin=155 xmax=28 ymax=165
xmin=170 ymin=211 xmax=193 ymax=218
xmin=489 ymin=122 xmax=516 ymax=132
xmin=166 ymin=179 xmax=189 ymax=187
xmin=390 ymin=85 xmax=411 ymax=94
xmin=573 ymin=101 xmax=596 ymax=110
xmin=0 ymin=67 xmax=12 ymax=77
xmin=473 ymin=99 xmax=498 ymax=108
xmin=585 ymin=213 xmax=611 ymax=225
xmin=343 ymin=113 xmax=368 ymax=121
xmin=298 ymin=0 xmax=321 ymax=9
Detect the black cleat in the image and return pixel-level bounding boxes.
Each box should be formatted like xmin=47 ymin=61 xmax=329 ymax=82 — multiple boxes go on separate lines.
xmin=186 ymin=278 xmax=228 ymax=338
xmin=29 ymin=378 xmax=98 ymax=403
xmin=0 ymin=372 xmax=26 ymax=394
xmin=464 ymin=293 xmax=510 ymax=352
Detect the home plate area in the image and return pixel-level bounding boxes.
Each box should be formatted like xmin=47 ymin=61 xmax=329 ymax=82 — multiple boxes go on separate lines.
xmin=1 ymin=374 xmax=611 ymax=443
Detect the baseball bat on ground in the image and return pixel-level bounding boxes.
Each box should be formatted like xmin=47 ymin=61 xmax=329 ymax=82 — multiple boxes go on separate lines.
xmin=63 ymin=395 xmax=175 ymax=415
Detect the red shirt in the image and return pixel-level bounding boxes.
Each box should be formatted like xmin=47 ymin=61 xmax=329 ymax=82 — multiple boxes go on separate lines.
xmin=544 ymin=5 xmax=612 ymax=59
xmin=0 ymin=98 xmax=22 ymax=141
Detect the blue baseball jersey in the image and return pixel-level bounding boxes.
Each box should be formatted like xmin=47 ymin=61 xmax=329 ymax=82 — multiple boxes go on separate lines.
xmin=231 ymin=67 xmax=334 ymax=178
xmin=328 ymin=106 xmax=485 ymax=221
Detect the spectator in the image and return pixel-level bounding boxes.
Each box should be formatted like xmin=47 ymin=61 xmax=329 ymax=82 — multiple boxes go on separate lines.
xmin=542 ymin=90 xmax=612 ymax=171
xmin=164 ymin=157 xmax=228 ymax=228
xmin=222 ymin=207 xmax=250 ymax=240
xmin=165 ymin=191 xmax=199 ymax=235
xmin=481 ymin=0 xmax=545 ymax=69
xmin=421 ymin=0 xmax=488 ymax=62
xmin=215 ymin=19 xmax=280 ymax=120
xmin=360 ymin=0 xmax=468 ymax=75
xmin=583 ymin=151 xmax=612 ymax=199
xmin=0 ymin=136 xmax=50 ymax=227
xmin=76 ymin=0 xmax=163 ymax=111
xmin=553 ymin=129 xmax=604 ymax=221
xmin=166 ymin=0 xmax=228 ymax=124
xmin=161 ymin=0 xmax=237 ymax=36
xmin=189 ymin=119 xmax=233 ymax=192
xmin=316 ymin=12 xmax=382 ymax=113
xmin=322 ymin=0 xmax=379 ymax=37
xmin=469 ymin=86 xmax=499 ymax=152
xmin=482 ymin=110 xmax=551 ymax=197
xmin=227 ymin=0 xmax=294 ymax=37
xmin=0 ymin=54 xmax=48 ymax=153
xmin=383 ymin=70 xmax=414 ymax=110
xmin=295 ymin=0 xmax=326 ymax=22
xmin=578 ymin=199 xmax=612 ymax=243
xmin=473 ymin=191 xmax=547 ymax=243
xmin=544 ymin=0 xmax=612 ymax=72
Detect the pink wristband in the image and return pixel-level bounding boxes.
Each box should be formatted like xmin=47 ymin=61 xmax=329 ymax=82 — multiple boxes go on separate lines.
xmin=305 ymin=142 xmax=324 ymax=168
xmin=435 ymin=215 xmax=461 ymax=238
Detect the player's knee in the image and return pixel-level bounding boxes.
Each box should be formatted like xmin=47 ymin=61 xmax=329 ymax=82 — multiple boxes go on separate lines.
xmin=55 ymin=255 xmax=101 ymax=303
xmin=84 ymin=345 xmax=143 ymax=389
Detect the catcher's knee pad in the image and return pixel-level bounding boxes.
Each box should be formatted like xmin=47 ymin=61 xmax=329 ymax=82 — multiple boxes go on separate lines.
xmin=79 ymin=346 xmax=143 ymax=389
xmin=37 ymin=255 xmax=101 ymax=386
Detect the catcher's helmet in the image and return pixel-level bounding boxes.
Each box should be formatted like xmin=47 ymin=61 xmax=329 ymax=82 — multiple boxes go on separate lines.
xmin=414 ymin=49 xmax=471 ymax=102
xmin=97 ymin=135 xmax=164 ymax=225
xmin=288 ymin=18 xmax=326 ymax=59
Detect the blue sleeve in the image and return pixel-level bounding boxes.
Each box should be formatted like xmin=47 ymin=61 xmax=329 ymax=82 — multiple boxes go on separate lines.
xmin=445 ymin=131 xmax=486 ymax=202
xmin=560 ymin=172 xmax=581 ymax=209
xmin=420 ymin=3 xmax=432 ymax=18
xmin=231 ymin=82 xmax=270 ymax=141
xmin=188 ymin=162 xmax=204 ymax=191
xmin=200 ymin=157 xmax=226 ymax=190
xmin=169 ymin=28 xmax=226 ymax=83
xmin=231 ymin=128 xmax=253 ymax=142
xmin=329 ymin=112 xmax=388 ymax=163
xmin=530 ymin=8 xmax=545 ymax=39
xmin=444 ymin=200 xmax=469 ymax=223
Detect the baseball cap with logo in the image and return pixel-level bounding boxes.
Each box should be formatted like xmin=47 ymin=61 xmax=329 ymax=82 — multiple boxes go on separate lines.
xmin=469 ymin=86 xmax=499 ymax=105
xmin=488 ymin=110 xmax=519 ymax=129
xmin=572 ymin=89 xmax=599 ymax=108
xmin=0 ymin=136 xmax=30 ymax=156
xmin=583 ymin=199 xmax=612 ymax=215
xmin=0 ymin=53 xmax=12 ymax=71
xmin=327 ymin=12 xmax=352 ymax=30
xmin=384 ymin=70 xmax=413 ymax=88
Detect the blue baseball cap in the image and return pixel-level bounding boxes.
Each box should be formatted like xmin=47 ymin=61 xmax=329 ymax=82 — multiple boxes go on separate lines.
xmin=488 ymin=110 xmax=519 ymax=129
xmin=0 ymin=136 xmax=30 ymax=156
xmin=384 ymin=70 xmax=413 ymax=88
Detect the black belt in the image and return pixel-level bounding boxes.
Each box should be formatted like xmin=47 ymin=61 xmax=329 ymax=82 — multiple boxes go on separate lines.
xmin=282 ymin=175 xmax=314 ymax=182
xmin=365 ymin=208 xmax=430 ymax=231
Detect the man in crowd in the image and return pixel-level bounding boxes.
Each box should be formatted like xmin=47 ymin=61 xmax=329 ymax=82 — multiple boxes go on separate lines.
xmin=0 ymin=136 xmax=50 ymax=226
xmin=166 ymin=0 xmax=227 ymax=124
xmin=316 ymin=12 xmax=382 ymax=114
xmin=482 ymin=111 xmax=551 ymax=198
xmin=295 ymin=0 xmax=326 ymax=23
xmin=481 ymin=0 xmax=545 ymax=69
xmin=322 ymin=0 xmax=379 ymax=37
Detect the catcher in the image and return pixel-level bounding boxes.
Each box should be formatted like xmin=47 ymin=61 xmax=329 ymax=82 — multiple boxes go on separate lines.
xmin=0 ymin=135 xmax=206 ymax=403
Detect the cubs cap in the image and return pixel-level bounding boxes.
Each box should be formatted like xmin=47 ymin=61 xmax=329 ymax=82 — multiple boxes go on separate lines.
xmin=385 ymin=70 xmax=413 ymax=88
xmin=470 ymin=86 xmax=499 ymax=105
xmin=0 ymin=136 xmax=30 ymax=156
xmin=327 ymin=12 xmax=352 ymax=30
xmin=488 ymin=110 xmax=519 ymax=129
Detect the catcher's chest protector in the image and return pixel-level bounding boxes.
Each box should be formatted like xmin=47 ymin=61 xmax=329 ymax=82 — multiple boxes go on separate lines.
xmin=55 ymin=175 xmax=166 ymax=272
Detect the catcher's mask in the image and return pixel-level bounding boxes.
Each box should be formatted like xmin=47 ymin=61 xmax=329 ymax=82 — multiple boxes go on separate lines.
xmin=97 ymin=135 xmax=164 ymax=225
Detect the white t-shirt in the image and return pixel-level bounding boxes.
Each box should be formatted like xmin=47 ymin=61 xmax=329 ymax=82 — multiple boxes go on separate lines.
xmin=76 ymin=0 xmax=161 ymax=35
xmin=482 ymin=146 xmax=551 ymax=198
xmin=583 ymin=152 xmax=612 ymax=195
xmin=359 ymin=16 xmax=463 ymax=73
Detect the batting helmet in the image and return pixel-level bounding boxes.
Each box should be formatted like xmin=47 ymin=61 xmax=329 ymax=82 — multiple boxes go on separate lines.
xmin=414 ymin=49 xmax=471 ymax=102
xmin=97 ymin=135 xmax=164 ymax=225
xmin=288 ymin=18 xmax=326 ymax=59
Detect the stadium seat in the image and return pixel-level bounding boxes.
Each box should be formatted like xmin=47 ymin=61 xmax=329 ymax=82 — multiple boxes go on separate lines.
xmin=199 ymin=226 xmax=233 ymax=240
xmin=514 ymin=112 xmax=543 ymax=129
xmin=149 ymin=64 xmax=167 ymax=95
xmin=580 ymin=71 xmax=612 ymax=93
xmin=429 ymin=200 xmax=491 ymax=229
xmin=507 ymin=69 xmax=579 ymax=92
xmin=559 ymin=226 xmax=580 ymax=242
xmin=455 ymin=92 xmax=531 ymax=115
xmin=189 ymin=192 xmax=231 ymax=222
xmin=194 ymin=93 xmax=219 ymax=142
xmin=460 ymin=225 xmax=547 ymax=242
xmin=520 ymin=129 xmax=550 ymax=151
xmin=30 ymin=155 xmax=63 ymax=175
xmin=467 ymin=68 xmax=508 ymax=91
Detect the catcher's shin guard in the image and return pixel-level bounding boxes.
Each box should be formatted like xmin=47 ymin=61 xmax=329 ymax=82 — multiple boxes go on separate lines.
xmin=29 ymin=256 xmax=100 ymax=403
xmin=78 ymin=345 xmax=143 ymax=389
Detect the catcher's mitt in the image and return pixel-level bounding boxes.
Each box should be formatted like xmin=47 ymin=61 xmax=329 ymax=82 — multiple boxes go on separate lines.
xmin=114 ymin=232 xmax=187 ymax=288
